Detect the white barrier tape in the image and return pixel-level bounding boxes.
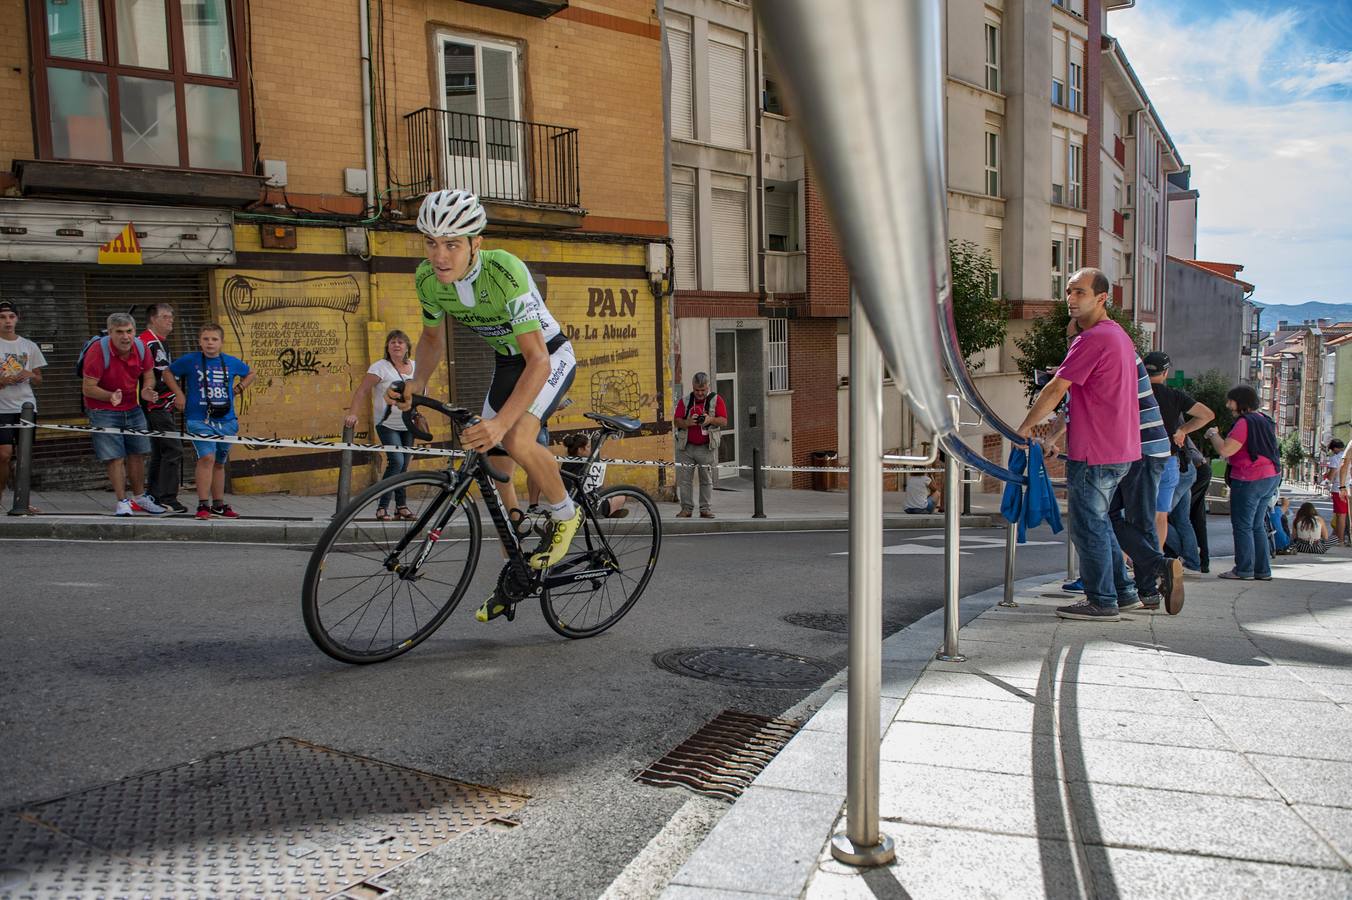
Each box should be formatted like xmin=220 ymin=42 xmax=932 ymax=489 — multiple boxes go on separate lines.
xmin=0 ymin=420 xmax=944 ymax=475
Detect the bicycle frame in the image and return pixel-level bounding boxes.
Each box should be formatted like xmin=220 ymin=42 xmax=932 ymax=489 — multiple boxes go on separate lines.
xmin=394 ymin=394 xmax=629 ymax=592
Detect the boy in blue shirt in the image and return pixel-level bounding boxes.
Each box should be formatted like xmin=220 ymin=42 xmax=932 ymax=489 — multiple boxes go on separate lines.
xmin=164 ymin=323 xmax=255 ymax=519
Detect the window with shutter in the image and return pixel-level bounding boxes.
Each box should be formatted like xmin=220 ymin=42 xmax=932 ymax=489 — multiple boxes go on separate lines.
xmin=671 ymin=166 xmax=698 ymax=291
xmin=667 ymin=15 xmax=694 ymax=141
xmin=710 ymin=172 xmax=749 ymax=291
xmin=708 ymin=27 xmax=747 ymax=149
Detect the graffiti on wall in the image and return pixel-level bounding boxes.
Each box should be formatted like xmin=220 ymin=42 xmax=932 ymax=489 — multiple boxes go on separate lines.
xmin=218 ymin=274 xmax=360 ymax=427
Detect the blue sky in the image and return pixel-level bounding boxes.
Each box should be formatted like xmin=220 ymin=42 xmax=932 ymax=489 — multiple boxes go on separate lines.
xmin=1111 ymin=0 xmax=1352 ymax=305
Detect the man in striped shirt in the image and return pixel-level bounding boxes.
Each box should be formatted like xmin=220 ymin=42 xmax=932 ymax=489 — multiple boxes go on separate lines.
xmin=1108 ymin=358 xmax=1185 ymax=615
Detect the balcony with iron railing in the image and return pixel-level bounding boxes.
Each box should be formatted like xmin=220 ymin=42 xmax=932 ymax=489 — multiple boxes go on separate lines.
xmin=404 ymin=108 xmax=582 ymax=214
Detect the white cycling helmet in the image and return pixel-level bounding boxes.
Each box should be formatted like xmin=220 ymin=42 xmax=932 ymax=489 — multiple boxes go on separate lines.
xmin=416 ymin=189 xmax=487 ymax=238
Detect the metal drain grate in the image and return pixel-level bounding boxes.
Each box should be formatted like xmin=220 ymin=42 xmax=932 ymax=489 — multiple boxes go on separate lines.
xmin=653 ymin=647 xmax=835 ymax=688
xmin=635 ymin=710 xmax=802 ymax=801
xmin=0 ymin=737 xmax=526 ymax=899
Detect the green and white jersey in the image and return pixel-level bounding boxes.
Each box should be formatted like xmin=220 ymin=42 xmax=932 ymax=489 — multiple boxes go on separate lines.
xmin=416 ymin=249 xmax=563 ymax=356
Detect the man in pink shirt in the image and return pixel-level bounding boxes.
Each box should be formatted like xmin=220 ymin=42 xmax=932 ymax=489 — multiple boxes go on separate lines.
xmin=1018 ymin=268 xmax=1140 ymax=621
xmin=81 ymin=313 xmax=165 ymax=516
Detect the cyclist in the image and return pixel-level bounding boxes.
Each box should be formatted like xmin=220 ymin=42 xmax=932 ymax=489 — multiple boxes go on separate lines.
xmin=398 ymin=189 xmax=582 ymax=621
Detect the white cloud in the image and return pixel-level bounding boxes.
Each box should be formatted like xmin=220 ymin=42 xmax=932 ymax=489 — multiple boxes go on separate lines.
xmin=1112 ymin=3 xmax=1352 ymax=303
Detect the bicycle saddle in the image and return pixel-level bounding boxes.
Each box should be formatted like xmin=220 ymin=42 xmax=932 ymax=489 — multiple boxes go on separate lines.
xmin=584 ymin=412 xmax=642 ymax=433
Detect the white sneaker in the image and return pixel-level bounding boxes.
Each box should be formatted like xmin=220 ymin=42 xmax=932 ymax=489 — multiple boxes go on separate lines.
xmin=132 ymin=494 xmax=166 ymax=515
xmin=114 ymin=498 xmax=134 ymax=517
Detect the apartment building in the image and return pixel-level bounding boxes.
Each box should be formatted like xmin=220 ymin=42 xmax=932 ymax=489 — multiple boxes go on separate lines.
xmin=1 ymin=0 xmax=672 ymax=493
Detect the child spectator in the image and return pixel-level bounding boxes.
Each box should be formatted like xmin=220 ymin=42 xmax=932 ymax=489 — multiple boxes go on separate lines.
xmin=164 ymin=324 xmax=255 ymax=520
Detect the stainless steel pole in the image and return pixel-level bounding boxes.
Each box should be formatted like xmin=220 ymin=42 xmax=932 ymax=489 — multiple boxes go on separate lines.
xmin=1000 ymin=518 xmax=1018 ymax=607
xmin=936 ymin=447 xmax=966 ymax=662
xmin=830 ymin=296 xmax=894 ymax=867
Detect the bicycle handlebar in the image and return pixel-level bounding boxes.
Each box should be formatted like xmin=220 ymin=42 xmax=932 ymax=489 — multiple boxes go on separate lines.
xmin=408 ymin=394 xmax=511 ymax=483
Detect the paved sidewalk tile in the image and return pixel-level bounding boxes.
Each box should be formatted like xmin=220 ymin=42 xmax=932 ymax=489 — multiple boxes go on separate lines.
xmin=807 ymin=822 xmax=1084 ymax=900
xmin=1248 ymin=754 xmax=1352 ymax=807
xmin=1170 ymin=670 xmax=1328 ymax=700
xmin=1085 ymin=847 xmax=1352 ymax=899
xmin=665 ymin=785 xmax=841 ymax=898
xmin=879 ymin=721 xmax=1059 ymax=780
xmin=877 ymin=763 xmax=1069 ymax=839
xmin=1067 ymin=739 xmax=1279 ymax=800
xmin=1293 ymin=805 xmax=1352 ymax=865
xmin=1068 ymin=782 xmax=1345 ymax=868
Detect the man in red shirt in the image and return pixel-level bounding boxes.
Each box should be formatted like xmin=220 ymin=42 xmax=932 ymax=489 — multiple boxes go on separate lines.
xmin=673 ymin=372 xmax=728 ymax=518
xmin=81 ymin=313 xmax=165 ymax=516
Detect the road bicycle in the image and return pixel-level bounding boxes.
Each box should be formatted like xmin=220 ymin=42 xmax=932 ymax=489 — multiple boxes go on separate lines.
xmin=302 ymin=394 xmax=661 ymax=664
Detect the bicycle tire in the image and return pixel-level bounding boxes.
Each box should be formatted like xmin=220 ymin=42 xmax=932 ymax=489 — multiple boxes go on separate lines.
xmin=302 ymin=470 xmax=482 ymax=664
xmin=541 ymin=484 xmax=661 ymax=639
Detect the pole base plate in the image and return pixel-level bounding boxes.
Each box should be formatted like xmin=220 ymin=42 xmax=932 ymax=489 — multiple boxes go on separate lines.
xmin=830 ymin=831 xmax=896 ymax=867
xmin=935 ymin=651 xmax=967 ymax=662
xmin=997 ymin=599 xmax=1019 ymax=608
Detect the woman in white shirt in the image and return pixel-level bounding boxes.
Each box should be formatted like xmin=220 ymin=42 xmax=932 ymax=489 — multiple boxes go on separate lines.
xmin=344 ymin=330 xmax=415 ymax=521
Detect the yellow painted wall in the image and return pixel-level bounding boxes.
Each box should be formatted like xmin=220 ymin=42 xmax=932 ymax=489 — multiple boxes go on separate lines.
xmin=217 ymin=223 xmax=672 ymax=497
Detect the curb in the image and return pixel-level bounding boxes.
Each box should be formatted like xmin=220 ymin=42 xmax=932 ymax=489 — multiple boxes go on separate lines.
xmin=0 ymin=513 xmax=1000 ymax=543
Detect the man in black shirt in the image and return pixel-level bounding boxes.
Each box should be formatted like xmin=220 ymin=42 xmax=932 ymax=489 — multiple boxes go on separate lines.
xmin=1145 ymin=352 xmax=1215 ymax=579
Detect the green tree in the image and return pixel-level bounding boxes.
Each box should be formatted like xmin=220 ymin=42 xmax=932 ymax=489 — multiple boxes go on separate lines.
xmin=1279 ymin=430 xmax=1306 ymax=471
xmin=1179 ymin=369 xmax=1235 ymax=457
xmin=949 ymin=240 xmax=1008 ymax=371
xmin=1013 ymin=301 xmax=1150 ymax=398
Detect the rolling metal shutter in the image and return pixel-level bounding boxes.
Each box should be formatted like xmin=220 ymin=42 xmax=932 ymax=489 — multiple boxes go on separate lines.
xmin=0 ymin=264 xmax=212 ymax=490
xmin=668 ymin=16 xmax=695 ymax=141
xmin=710 ymin=173 xmax=749 ymax=292
xmin=671 ymin=167 xmax=698 ymax=292
xmin=708 ymin=28 xmax=747 ymax=149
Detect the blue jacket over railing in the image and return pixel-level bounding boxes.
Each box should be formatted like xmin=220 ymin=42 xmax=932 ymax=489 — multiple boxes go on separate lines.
xmin=1000 ymin=443 xmax=1064 ymax=543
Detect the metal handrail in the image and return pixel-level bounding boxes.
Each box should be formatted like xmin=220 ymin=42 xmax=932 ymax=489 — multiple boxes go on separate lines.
xmin=403 ymin=107 xmax=581 ymax=209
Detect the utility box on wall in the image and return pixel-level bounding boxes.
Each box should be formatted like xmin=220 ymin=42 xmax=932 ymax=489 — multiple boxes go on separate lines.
xmin=259 ymin=223 xmax=296 ymax=249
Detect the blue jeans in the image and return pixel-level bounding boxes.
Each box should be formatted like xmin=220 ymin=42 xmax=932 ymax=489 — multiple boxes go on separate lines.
xmin=376 ymin=424 xmax=412 ymax=509
xmin=1165 ymin=462 xmax=1201 ymax=570
xmin=1111 ymin=456 xmax=1167 ymax=596
xmin=88 ymin=407 xmax=151 ymax=460
xmin=1230 ymin=475 xmax=1280 ymax=577
xmin=1067 ymin=459 xmax=1133 ymax=610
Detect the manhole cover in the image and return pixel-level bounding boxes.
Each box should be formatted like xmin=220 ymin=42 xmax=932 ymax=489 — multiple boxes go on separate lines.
xmin=636 ymin=709 xmax=802 ymax=801
xmin=653 ymin=647 xmax=834 ymax=688
xmin=0 ymin=737 xmax=526 ymax=898
xmin=782 ymin=612 xmax=910 ymax=634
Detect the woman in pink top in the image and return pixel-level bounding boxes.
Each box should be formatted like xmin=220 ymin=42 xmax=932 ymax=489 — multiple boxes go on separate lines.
xmin=1204 ymin=385 xmax=1280 ymax=581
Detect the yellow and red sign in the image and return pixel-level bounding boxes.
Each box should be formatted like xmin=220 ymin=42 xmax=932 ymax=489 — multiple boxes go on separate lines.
xmin=97 ymin=222 xmax=143 ymax=265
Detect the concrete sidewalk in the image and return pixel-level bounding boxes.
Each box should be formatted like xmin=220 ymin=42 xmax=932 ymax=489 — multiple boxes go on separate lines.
xmin=0 ymin=482 xmax=1000 ymax=541
xmin=665 ymin=553 xmax=1352 ymax=898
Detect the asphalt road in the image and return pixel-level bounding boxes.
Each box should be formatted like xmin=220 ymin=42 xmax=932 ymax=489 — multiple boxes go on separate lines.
xmin=0 ymin=519 xmax=1236 ymax=898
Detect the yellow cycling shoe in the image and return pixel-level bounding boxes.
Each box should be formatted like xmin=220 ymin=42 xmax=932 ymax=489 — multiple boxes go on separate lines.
xmin=475 ymin=593 xmax=512 ymax=623
xmin=529 ymin=507 xmax=584 ymax=570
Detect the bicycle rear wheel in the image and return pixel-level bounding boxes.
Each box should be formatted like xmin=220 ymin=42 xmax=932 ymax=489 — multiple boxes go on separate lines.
xmin=541 ymin=484 xmax=660 ymax=638
xmin=302 ymin=471 xmax=482 ymax=664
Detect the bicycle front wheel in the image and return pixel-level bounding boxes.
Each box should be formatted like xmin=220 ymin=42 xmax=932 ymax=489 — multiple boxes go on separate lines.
xmin=541 ymin=484 xmax=661 ymax=639
xmin=303 ymin=471 xmax=482 ymax=664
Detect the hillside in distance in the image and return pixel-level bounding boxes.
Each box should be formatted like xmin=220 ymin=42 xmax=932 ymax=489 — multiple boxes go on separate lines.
xmin=1256 ymin=301 xmax=1352 ymax=327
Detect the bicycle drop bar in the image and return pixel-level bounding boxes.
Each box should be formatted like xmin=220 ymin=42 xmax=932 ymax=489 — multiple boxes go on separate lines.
xmin=409 ymin=394 xmax=511 ymax=483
